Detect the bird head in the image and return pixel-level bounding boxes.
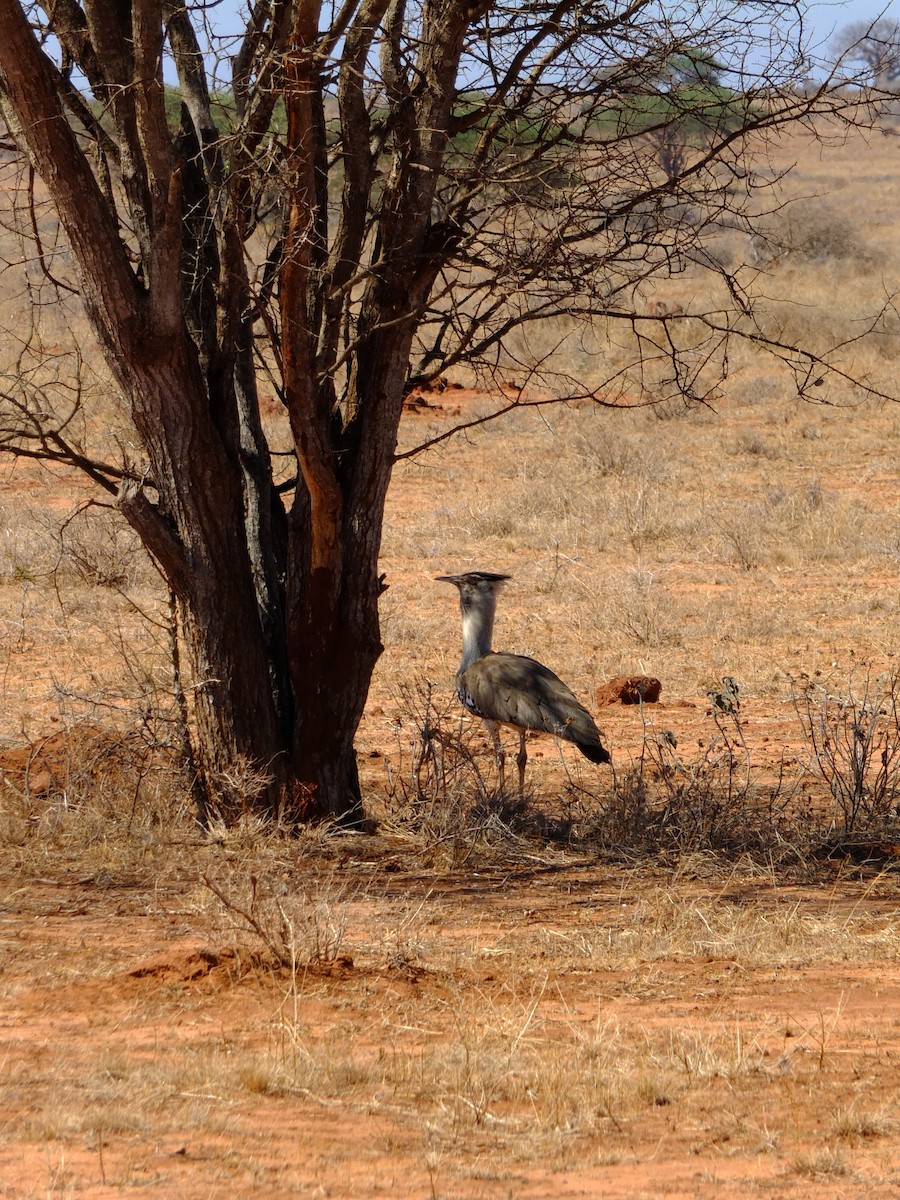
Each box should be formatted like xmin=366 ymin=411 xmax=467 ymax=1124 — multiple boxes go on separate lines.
xmin=435 ymin=571 xmax=511 ymax=608
xmin=436 ymin=573 xmax=510 ymax=654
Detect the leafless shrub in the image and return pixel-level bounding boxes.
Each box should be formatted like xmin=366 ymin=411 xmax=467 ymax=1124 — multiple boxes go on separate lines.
xmin=0 ymin=583 xmax=206 ymax=842
xmin=58 ymin=503 xmax=146 ymax=588
xmin=206 ymin=755 xmax=275 ymax=823
xmin=202 ymin=870 xmax=352 ymax=968
xmin=586 ymin=698 xmax=791 ymax=859
xmin=0 ymin=503 xmax=61 ymax=582
xmin=607 ymin=568 xmax=679 ymax=647
xmin=386 ymin=680 xmax=803 ymax=863
xmin=715 ymin=481 xmax=865 ymax=571
xmin=751 ymin=201 xmax=872 ymax=267
xmin=829 ymin=1103 xmax=894 ymax=1142
xmin=572 ymin=426 xmax=646 ymax=480
xmin=0 ymin=719 xmax=186 ymax=849
xmin=382 ymin=682 xmax=527 ymax=858
xmin=618 ymin=484 xmax=672 ymax=552
xmin=564 ymin=674 xmax=821 ymax=863
xmin=717 ymin=514 xmax=763 ymax=570
xmin=789 ymin=1146 xmax=849 ymax=1179
xmin=731 ymin=431 xmax=779 ymax=459
xmin=793 ymin=670 xmax=900 ymax=835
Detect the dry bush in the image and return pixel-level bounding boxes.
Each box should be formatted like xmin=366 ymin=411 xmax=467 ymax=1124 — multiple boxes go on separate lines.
xmin=788 ymin=1146 xmax=850 ymax=1180
xmin=0 ymin=496 xmax=148 ymax=589
xmin=57 ymin=504 xmax=149 ymax=589
xmin=599 ymin=568 xmax=683 ymax=648
xmin=750 ymin=199 xmax=872 ymax=267
xmin=379 ymin=678 xmax=812 ymax=865
xmin=793 ymin=669 xmax=900 ymax=836
xmin=0 ymin=719 xmax=189 ymax=855
xmin=715 ymin=481 xmax=875 ymax=571
xmin=380 ymin=682 xmax=534 ymax=860
xmin=201 ymin=867 xmax=354 ymax=968
xmin=581 ymin=696 xmax=800 ymax=860
xmin=729 ymin=430 xmax=781 ymax=459
xmin=0 ymin=502 xmax=63 ymax=583
xmin=829 ymin=1103 xmax=894 ymax=1143
xmin=570 ymin=422 xmax=650 ymax=481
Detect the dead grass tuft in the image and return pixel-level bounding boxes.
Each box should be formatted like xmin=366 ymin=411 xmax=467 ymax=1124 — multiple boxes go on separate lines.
xmin=829 ymin=1103 xmax=894 ymax=1142
xmin=788 ymin=1145 xmax=850 ymax=1179
xmin=0 ymin=719 xmax=189 ymax=866
xmin=200 ymin=864 xmax=357 ymax=968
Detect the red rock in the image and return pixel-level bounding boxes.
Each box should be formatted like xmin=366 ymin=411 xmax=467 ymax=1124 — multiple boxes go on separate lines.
xmin=595 ymin=675 xmax=662 ymax=707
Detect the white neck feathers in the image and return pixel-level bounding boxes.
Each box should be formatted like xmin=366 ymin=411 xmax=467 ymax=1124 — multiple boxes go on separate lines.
xmin=459 ymin=588 xmax=496 ymax=670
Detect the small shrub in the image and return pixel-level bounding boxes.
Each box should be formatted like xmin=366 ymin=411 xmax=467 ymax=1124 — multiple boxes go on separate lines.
xmin=202 ymin=869 xmax=352 ymax=968
xmin=606 ymin=568 xmax=681 ymax=648
xmin=382 ymin=682 xmax=514 ymax=858
xmin=0 ymin=720 xmax=186 ymax=852
xmin=717 ymin=514 xmax=763 ymax=570
xmin=750 ymin=201 xmax=871 ymax=267
xmin=59 ymin=504 xmax=146 ymax=588
xmin=381 ymin=677 xmax=824 ymax=863
xmin=793 ymin=670 xmax=900 ymax=835
xmin=588 ymin=689 xmax=790 ymax=858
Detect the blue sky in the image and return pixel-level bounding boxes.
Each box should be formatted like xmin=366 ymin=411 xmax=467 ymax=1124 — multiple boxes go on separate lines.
xmin=808 ymin=0 xmax=898 ymax=43
xmin=205 ymin=1 xmax=900 ymax=54
xmin=203 ymin=1 xmax=898 ymax=43
xmin=188 ymin=0 xmax=900 ymax=89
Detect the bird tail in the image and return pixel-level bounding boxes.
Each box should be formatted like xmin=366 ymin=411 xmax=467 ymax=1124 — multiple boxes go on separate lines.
xmin=578 ymin=740 xmax=611 ymax=765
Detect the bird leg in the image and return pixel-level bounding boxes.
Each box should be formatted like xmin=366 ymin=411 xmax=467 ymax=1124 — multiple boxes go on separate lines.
xmin=483 ymin=719 xmax=506 ymax=791
xmin=515 ymin=729 xmax=527 ymax=798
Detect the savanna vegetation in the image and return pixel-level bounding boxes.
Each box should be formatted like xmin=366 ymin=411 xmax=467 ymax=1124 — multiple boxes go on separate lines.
xmin=0 ymin=0 xmax=894 ymax=825
xmin=1 ymin=8 xmax=900 ymax=1196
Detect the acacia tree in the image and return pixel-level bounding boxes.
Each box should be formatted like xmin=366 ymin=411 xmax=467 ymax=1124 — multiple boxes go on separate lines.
xmin=0 ymin=0 xmax=884 ymax=823
xmin=832 ymin=18 xmax=900 ymax=91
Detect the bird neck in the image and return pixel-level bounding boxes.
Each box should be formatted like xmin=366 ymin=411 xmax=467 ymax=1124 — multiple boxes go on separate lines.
xmin=459 ymin=592 xmax=495 ymax=671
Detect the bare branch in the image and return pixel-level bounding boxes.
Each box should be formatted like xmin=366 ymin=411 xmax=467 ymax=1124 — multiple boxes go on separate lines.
xmin=116 ymin=479 xmax=189 ymax=591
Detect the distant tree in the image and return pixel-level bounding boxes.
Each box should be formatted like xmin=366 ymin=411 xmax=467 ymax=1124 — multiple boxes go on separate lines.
xmin=832 ymin=18 xmax=900 ymax=90
xmin=663 ymin=47 xmax=727 ymax=88
xmin=0 ymin=0 xmax=888 ymax=825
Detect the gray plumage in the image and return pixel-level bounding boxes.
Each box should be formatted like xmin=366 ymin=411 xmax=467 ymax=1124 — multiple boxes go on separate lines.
xmin=436 ymin=571 xmax=610 ymax=793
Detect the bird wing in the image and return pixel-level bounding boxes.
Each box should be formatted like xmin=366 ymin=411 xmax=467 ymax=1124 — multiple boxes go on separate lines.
xmin=460 ymin=653 xmax=603 ymax=748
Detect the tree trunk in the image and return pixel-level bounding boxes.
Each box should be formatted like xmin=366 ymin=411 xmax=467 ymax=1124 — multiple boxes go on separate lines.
xmin=0 ymin=0 xmax=489 ymax=825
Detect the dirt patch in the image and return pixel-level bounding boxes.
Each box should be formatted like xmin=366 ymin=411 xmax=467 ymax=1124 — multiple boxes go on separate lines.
xmin=0 ymin=725 xmax=144 ymax=797
xmin=0 ymin=856 xmax=898 ymax=1199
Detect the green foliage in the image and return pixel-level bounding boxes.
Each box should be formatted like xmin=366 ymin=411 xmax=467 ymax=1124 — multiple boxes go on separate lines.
xmin=162 ymin=84 xmax=183 ymax=128
xmin=663 ymin=47 xmax=726 ymax=87
xmin=599 ymin=84 xmax=752 ymax=142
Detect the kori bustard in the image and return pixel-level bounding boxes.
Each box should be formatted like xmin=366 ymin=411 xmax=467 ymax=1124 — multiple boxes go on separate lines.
xmin=437 ymin=571 xmax=610 ymax=794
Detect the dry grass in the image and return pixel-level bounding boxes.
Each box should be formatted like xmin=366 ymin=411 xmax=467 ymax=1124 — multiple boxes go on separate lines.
xmin=6 ymin=816 xmax=900 ymax=1195
xmin=1 ymin=782 xmax=899 ymax=1197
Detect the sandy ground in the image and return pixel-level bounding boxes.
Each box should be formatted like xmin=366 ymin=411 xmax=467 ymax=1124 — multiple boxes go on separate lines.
xmin=2 ymin=396 xmax=900 ymax=1197
xmin=1 ymin=851 xmax=900 ymax=1199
